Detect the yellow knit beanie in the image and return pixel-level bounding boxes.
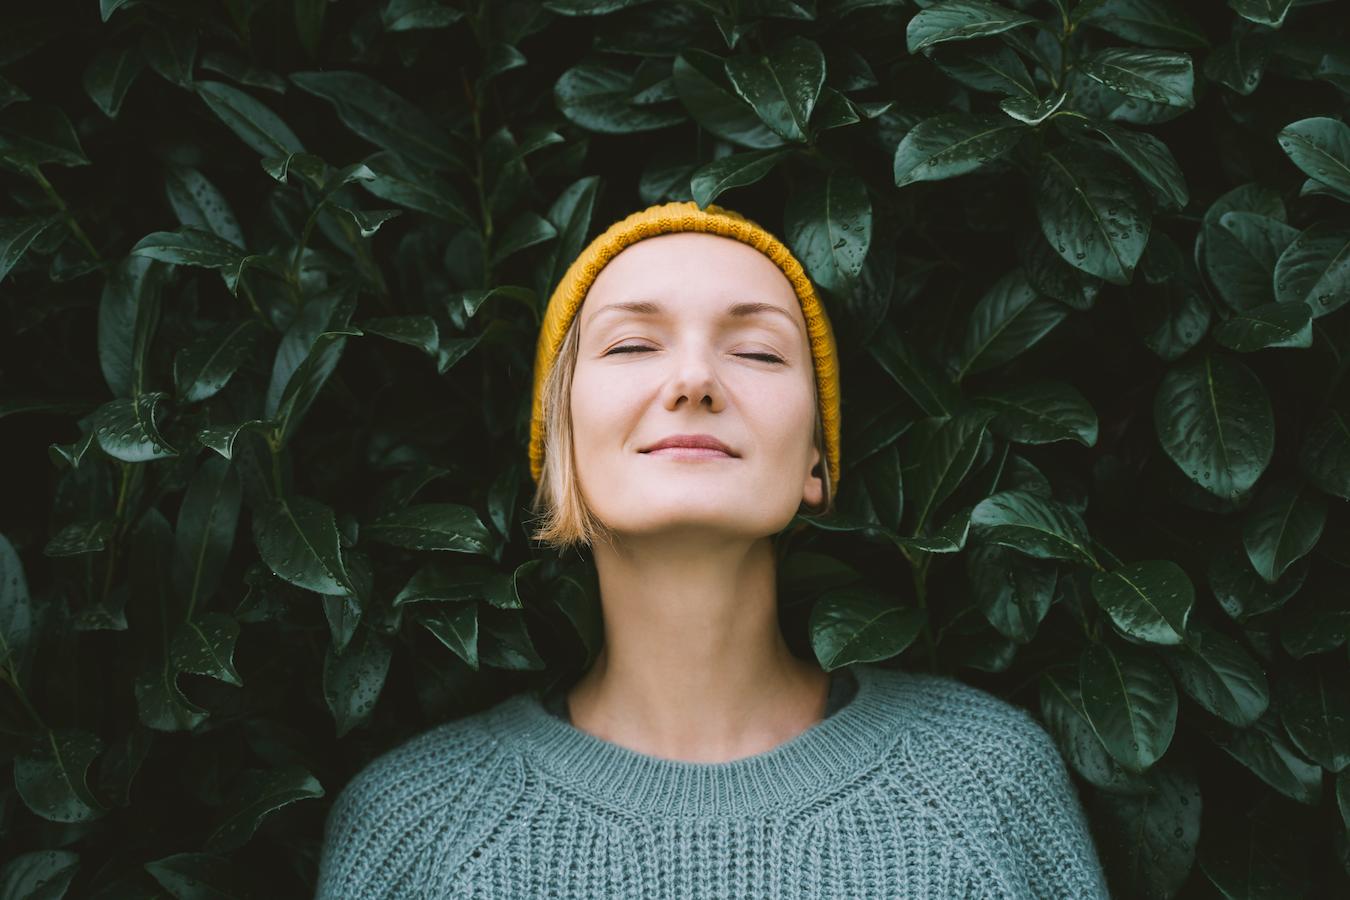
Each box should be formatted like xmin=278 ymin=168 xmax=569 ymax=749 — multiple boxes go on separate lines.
xmin=528 ymin=199 xmax=842 ymax=494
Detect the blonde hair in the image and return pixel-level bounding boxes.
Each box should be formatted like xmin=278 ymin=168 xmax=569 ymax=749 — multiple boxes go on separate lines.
xmin=526 ymin=313 xmax=836 ymax=553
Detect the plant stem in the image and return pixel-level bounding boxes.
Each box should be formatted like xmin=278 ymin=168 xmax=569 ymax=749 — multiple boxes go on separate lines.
xmin=30 ymin=165 xmax=105 ymax=268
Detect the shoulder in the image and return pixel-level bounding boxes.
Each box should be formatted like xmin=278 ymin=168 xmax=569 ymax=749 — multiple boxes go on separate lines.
xmin=335 ymin=706 xmax=502 ymax=808
xmin=867 ymin=666 xmax=1069 ymax=793
xmin=315 ymin=701 xmax=521 ymax=898
xmin=871 ymin=669 xmax=1111 ymax=897
xmin=880 ymin=667 xmax=1057 ymax=754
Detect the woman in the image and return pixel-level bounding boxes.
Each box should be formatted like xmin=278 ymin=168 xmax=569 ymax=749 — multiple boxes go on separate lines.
xmin=314 ymin=201 xmax=1112 ymax=899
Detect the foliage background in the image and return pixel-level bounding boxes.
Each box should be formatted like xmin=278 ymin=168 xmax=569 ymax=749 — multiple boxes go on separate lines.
xmin=1 ymin=0 xmax=1349 ymax=896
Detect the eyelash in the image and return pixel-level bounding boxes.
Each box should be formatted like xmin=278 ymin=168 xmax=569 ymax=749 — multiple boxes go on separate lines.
xmin=606 ymin=345 xmax=785 ymax=364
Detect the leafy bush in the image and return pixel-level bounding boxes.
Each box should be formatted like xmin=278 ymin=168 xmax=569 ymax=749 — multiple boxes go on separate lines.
xmin=1 ymin=0 xmax=1348 ymax=896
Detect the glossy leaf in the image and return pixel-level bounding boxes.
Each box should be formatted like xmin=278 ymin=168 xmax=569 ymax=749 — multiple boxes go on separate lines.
xmin=1241 ymin=477 xmax=1327 ymax=584
xmin=690 ymin=147 xmax=791 ymax=209
xmin=195 ymin=81 xmax=305 ymax=157
xmin=365 ymin=503 xmax=494 ymax=555
xmin=172 ymin=454 xmax=242 ymax=613
xmin=973 ymin=379 xmax=1098 ymax=446
xmin=1035 ymin=143 xmax=1151 ymax=285
xmin=1091 ymin=560 xmax=1192 ymax=645
xmin=1078 ymin=641 xmax=1178 ymax=773
xmin=955 ymin=268 xmax=1069 ymax=378
xmin=723 ymin=35 xmax=826 ymax=143
xmin=0 ymin=533 xmax=33 ymax=671
xmin=1228 ymin=0 xmax=1295 ymax=29
xmin=290 ymin=70 xmax=464 ymax=172
xmin=1161 ymin=617 xmax=1270 ymax=726
xmin=251 ymin=495 xmax=354 ymax=596
xmin=1153 ymin=352 xmax=1274 ymax=499
xmin=782 ymin=169 xmax=871 ymax=295
xmin=554 ymin=64 xmax=685 ymax=133
xmin=1273 ymin=222 xmax=1350 ymax=318
xmin=893 ymin=112 xmax=1025 ymax=187
xmin=906 ymin=1 xmax=1037 ymax=53
xmin=204 ymin=765 xmax=325 ymax=853
xmin=169 ymin=612 xmax=244 ymax=687
xmin=92 ymin=392 xmax=178 ymax=462
xmin=1079 ymin=47 xmax=1195 ymax=108
xmin=808 ymin=585 xmax=926 ymax=668
xmin=14 ymin=729 xmax=109 ymax=822
xmin=174 ymin=319 xmax=267 ymax=404
xmin=1298 ymin=408 xmax=1350 ymax=500
xmin=969 ymin=489 xmax=1097 ymax=567
xmin=1213 ymin=301 xmax=1313 ymax=351
xmin=672 ymin=50 xmax=783 ymax=149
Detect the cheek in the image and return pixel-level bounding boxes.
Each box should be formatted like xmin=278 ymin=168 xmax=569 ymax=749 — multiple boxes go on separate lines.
xmin=569 ymin=367 xmax=639 ymax=450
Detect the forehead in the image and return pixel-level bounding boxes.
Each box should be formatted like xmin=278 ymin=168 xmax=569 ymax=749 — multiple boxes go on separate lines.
xmin=579 ymin=232 xmax=802 ymax=329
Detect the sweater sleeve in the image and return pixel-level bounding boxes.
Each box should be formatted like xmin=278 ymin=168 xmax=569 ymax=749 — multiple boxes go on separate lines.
xmin=965 ymin=705 xmax=1113 ymax=900
xmin=312 ymin=721 xmax=504 ymax=899
xmin=314 ymin=766 xmax=403 ymax=900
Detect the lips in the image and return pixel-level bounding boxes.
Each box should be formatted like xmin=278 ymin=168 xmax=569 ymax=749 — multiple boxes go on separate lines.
xmin=640 ymin=433 xmax=738 ymax=456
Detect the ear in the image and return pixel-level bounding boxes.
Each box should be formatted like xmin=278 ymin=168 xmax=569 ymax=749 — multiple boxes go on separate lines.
xmin=802 ymin=443 xmax=825 ymax=509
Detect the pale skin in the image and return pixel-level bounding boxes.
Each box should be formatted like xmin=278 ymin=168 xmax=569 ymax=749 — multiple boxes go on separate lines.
xmin=563 ymin=230 xmax=832 ymax=764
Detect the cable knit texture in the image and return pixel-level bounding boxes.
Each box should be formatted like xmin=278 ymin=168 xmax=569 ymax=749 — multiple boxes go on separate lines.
xmin=314 ymin=662 xmax=1112 ymax=899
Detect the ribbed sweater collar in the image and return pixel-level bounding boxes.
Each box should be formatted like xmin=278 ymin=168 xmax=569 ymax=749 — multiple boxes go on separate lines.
xmin=490 ymin=662 xmax=904 ymax=817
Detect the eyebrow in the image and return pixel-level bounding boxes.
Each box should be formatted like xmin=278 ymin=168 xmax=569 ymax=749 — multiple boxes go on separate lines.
xmin=590 ymin=300 xmax=802 ymax=335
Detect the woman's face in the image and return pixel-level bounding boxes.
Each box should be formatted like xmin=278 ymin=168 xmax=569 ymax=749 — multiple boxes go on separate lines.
xmin=570 ymin=231 xmax=823 ymax=541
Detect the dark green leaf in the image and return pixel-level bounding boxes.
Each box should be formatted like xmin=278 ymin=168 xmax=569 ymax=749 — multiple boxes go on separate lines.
xmin=1277 ymin=116 xmax=1350 ymax=198
xmin=672 ymin=50 xmax=783 ymax=149
xmin=723 ymin=35 xmax=826 ymax=143
xmin=1079 ymin=47 xmax=1195 ymax=108
xmin=969 ymin=489 xmax=1097 ymax=566
xmin=973 ymin=379 xmax=1098 ymax=446
xmin=955 ymin=268 xmax=1068 ymax=378
xmin=1035 ymin=144 xmax=1151 ymax=285
xmin=195 ymin=81 xmax=304 ymax=157
xmin=290 ymin=71 xmax=464 ymax=172
xmin=1205 ymin=212 xmax=1299 ymax=312
xmin=893 ymin=112 xmax=1025 ymax=187
xmin=906 ymin=0 xmax=1037 ymax=53
xmin=169 ymin=612 xmax=243 ymax=687
xmin=0 ymin=533 xmax=34 ymax=671
xmin=808 ymin=585 xmax=925 ymax=668
xmin=204 ymin=765 xmax=324 ymax=853
xmin=1091 ymin=560 xmax=1192 ymax=645
xmin=1273 ymin=222 xmax=1350 ymax=317
xmin=1213 ymin=301 xmax=1313 ymax=351
xmin=83 ymin=45 xmax=144 ymax=118
xmin=251 ymin=495 xmax=353 ymax=596
xmin=1298 ymin=409 xmax=1350 ymax=500
xmin=172 ymin=455 xmax=242 ymax=613
xmin=1162 ymin=617 xmax=1269 ymax=726
xmin=92 ymin=392 xmax=178 ymax=462
xmin=690 ymin=148 xmax=791 ymax=208
xmin=1078 ymin=641 xmax=1177 ymax=772
xmin=554 ymin=64 xmax=685 ymax=133
xmin=1153 ymin=353 xmax=1274 ymax=499
xmin=1228 ymin=0 xmax=1294 ymax=28
xmin=365 ymin=503 xmax=494 ymax=555
xmin=14 ymin=729 xmax=108 ymax=822
xmin=782 ymin=170 xmax=871 ymax=294
xmin=1242 ymin=477 xmax=1327 ymax=584
xmin=1078 ymin=0 xmax=1209 ymax=50
xmin=0 ymin=103 xmax=90 ymax=167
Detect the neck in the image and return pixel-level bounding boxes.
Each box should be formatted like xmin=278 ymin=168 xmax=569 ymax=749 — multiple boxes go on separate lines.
xmin=568 ymin=533 xmax=829 ymax=763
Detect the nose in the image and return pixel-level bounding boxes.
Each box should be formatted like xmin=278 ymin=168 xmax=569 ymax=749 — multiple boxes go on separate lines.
xmin=662 ymin=343 xmax=725 ymax=413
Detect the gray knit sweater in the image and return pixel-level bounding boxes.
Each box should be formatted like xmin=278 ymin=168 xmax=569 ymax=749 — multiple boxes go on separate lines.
xmin=314 ymin=662 xmax=1112 ymax=898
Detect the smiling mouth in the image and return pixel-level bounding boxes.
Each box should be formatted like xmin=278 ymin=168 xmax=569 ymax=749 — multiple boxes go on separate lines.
xmin=642 ymin=447 xmax=736 ymax=459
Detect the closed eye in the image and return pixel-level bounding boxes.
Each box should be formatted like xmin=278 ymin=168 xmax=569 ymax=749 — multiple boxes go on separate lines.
xmin=605 ymin=345 xmax=784 ymax=364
